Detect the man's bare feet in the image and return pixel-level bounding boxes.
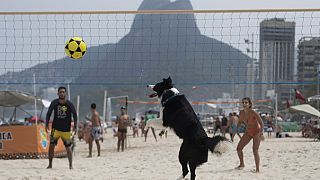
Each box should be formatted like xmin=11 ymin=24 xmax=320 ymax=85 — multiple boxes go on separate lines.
xmin=251 ymin=169 xmax=260 ymax=173
xmin=234 ymin=165 xmax=244 ymax=170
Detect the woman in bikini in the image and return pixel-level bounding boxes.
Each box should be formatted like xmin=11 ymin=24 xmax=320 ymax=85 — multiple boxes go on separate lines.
xmin=236 ymin=97 xmax=264 ymax=172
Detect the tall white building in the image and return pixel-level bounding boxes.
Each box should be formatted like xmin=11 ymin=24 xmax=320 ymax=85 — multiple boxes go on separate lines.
xmin=259 ymin=18 xmax=295 ymax=101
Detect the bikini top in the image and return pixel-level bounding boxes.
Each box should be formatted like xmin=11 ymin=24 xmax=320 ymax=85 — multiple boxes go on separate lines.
xmin=243 ymin=111 xmax=260 ymax=129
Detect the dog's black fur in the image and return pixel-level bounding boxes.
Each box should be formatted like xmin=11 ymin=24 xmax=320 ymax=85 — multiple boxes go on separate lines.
xmin=149 ymin=77 xmax=226 ymax=180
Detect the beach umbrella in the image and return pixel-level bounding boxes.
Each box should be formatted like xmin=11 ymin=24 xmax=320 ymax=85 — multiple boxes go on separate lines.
xmin=289 ymin=104 xmax=320 ymax=117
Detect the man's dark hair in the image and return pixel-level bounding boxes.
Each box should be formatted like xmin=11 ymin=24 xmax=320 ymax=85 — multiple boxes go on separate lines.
xmin=91 ymin=103 xmax=96 ymax=109
xmin=58 ymin=86 xmax=67 ymax=92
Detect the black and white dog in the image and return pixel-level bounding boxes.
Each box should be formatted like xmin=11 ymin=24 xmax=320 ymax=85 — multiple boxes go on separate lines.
xmin=148 ymin=77 xmax=228 ymax=180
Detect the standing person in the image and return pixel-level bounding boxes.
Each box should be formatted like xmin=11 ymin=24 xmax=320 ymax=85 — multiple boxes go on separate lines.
xmin=213 ymin=117 xmax=221 ymax=135
xmin=226 ymin=113 xmax=233 ymax=140
xmin=235 ymin=97 xmax=264 ymax=172
xmin=144 ymin=112 xmax=158 ymax=142
xmin=132 ymin=118 xmax=139 ymax=138
xmin=229 ymin=112 xmax=242 ymax=142
xmin=221 ymin=115 xmax=228 ymax=137
xmin=45 ymin=86 xmax=77 ymax=169
xmin=115 ymin=106 xmax=130 ymax=152
xmin=88 ymin=103 xmax=102 ymax=157
xmin=227 ymin=113 xmax=236 ymax=142
xmin=77 ymin=122 xmax=84 ymax=141
xmin=139 ymin=116 xmax=146 ymax=137
xmin=266 ymin=116 xmax=273 ymax=138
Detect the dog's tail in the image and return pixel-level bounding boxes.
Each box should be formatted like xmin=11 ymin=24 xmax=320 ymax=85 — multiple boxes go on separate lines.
xmin=206 ymin=136 xmax=230 ymax=155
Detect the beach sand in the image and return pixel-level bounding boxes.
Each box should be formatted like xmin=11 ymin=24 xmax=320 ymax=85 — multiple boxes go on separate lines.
xmin=0 ymin=130 xmax=319 ymax=180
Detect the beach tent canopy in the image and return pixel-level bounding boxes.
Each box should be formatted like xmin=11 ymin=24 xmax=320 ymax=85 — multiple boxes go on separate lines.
xmin=0 ymin=91 xmax=50 ymax=108
xmin=289 ymin=104 xmax=320 ymax=117
xmin=206 ymin=103 xmax=217 ymax=109
xmin=254 ymin=105 xmax=274 ymax=113
xmin=308 ymin=95 xmax=320 ymax=102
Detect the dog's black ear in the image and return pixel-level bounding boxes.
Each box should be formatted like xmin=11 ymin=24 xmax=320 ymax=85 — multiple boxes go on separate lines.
xmin=167 ymin=76 xmax=172 ymax=84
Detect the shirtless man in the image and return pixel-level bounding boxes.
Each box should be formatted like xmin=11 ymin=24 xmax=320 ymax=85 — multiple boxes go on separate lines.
xmin=228 ymin=112 xmax=242 ymax=142
xmin=88 ymin=103 xmax=102 ymax=157
xmin=116 ymin=106 xmax=130 ymax=152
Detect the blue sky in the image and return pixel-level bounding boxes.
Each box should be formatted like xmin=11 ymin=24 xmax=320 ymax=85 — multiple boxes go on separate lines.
xmin=1 ymin=0 xmax=320 ymax=12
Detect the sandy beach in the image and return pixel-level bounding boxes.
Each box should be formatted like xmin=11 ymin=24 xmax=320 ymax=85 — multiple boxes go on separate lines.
xmin=0 ymin=130 xmax=319 ymax=180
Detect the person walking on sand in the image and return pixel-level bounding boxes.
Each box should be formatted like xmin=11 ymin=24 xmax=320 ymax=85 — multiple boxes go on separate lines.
xmin=115 ymin=106 xmax=130 ymax=152
xmin=88 ymin=103 xmax=103 ymax=157
xmin=235 ymin=97 xmax=264 ymax=173
xmin=45 ymin=86 xmax=77 ymax=169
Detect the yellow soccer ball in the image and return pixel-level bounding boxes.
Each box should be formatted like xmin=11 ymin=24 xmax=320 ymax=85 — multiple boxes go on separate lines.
xmin=65 ymin=37 xmax=87 ymax=59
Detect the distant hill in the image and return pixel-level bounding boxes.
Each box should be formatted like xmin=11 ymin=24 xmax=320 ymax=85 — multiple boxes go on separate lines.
xmin=0 ymin=0 xmax=251 ymax=118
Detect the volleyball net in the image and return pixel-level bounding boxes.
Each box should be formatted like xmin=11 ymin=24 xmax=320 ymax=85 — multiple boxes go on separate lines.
xmin=0 ymin=9 xmax=319 ymax=110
